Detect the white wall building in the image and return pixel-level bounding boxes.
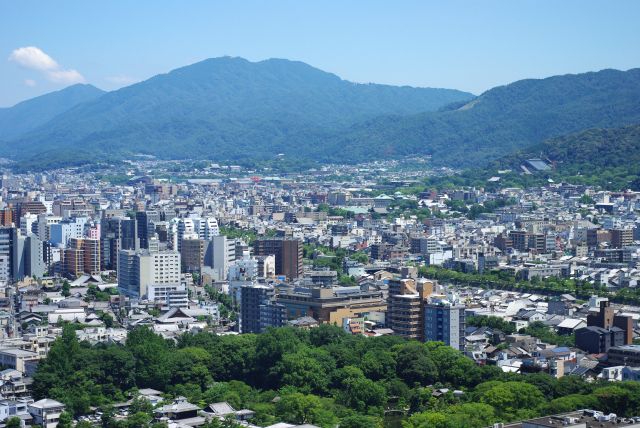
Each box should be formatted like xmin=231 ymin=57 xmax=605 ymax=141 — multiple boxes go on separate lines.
xmin=118 ymin=250 xmax=181 ymax=298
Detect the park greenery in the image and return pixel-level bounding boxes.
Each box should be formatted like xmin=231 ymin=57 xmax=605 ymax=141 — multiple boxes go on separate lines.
xmin=303 ymin=243 xmax=368 ymax=286
xmin=444 ymin=197 xmax=517 ymax=220
xmin=218 ymin=225 xmax=279 ymax=246
xmin=205 ymin=286 xmax=238 ymax=321
xmin=318 ymin=203 xmax=356 ymax=219
xmin=467 ymin=317 xmax=575 ymax=347
xmin=420 ymin=265 xmax=640 ymax=305
xmin=32 ymin=324 xmax=640 ymax=428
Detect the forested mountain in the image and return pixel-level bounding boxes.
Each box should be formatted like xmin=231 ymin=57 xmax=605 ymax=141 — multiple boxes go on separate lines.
xmin=3 ymin=57 xmax=472 ymax=164
xmin=496 ymin=124 xmax=640 ymax=189
xmin=3 ymin=62 xmax=640 ymax=170
xmin=428 ymin=124 xmax=640 ymax=191
xmin=323 ymin=68 xmax=640 ymax=166
xmin=0 ymin=84 xmax=104 ymax=140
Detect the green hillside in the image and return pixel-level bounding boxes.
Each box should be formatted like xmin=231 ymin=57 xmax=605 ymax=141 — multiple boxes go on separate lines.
xmin=5 ymin=62 xmax=640 ymax=171
xmin=5 ymin=57 xmax=473 ymax=164
xmin=0 ymin=84 xmax=104 ymax=140
xmin=426 ymin=124 xmax=640 ymax=191
xmin=324 ymin=68 xmax=640 ymax=167
xmin=497 ymin=124 xmax=640 ymax=190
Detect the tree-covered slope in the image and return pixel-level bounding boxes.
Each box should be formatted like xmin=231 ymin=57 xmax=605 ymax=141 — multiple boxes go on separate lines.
xmin=7 ymin=64 xmax=640 ymax=170
xmin=0 ymin=84 xmax=105 ymax=140
xmin=6 ymin=57 xmax=473 ymax=162
xmin=427 ymin=124 xmax=640 ymax=191
xmin=323 ymin=68 xmax=640 ymax=166
xmin=497 ymin=124 xmax=640 ymax=189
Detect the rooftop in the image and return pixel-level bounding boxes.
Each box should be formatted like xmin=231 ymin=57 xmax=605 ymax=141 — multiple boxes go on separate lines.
xmin=504 ymin=410 xmax=640 ymax=428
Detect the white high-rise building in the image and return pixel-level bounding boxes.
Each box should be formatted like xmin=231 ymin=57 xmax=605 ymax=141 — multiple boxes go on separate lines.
xmin=39 ymin=215 xmax=62 ymax=242
xmin=49 ymin=217 xmax=87 ymax=246
xmin=0 ymin=228 xmax=12 ymax=285
xmin=20 ymin=213 xmax=38 ymax=236
xmin=206 ymin=235 xmax=236 ymax=281
xmin=196 ymin=217 xmax=219 ymax=240
xmin=118 ymin=249 xmax=181 ymax=298
xmin=167 ymin=218 xmax=179 ymax=251
xmin=176 ymin=218 xmax=196 ymax=252
xmin=172 ymin=216 xmax=219 ymax=252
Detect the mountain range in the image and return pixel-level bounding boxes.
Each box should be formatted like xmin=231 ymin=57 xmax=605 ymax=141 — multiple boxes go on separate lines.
xmin=0 ymin=57 xmax=472 ymax=166
xmin=321 ymin=68 xmax=640 ymax=166
xmin=1 ymin=57 xmax=639 ymax=170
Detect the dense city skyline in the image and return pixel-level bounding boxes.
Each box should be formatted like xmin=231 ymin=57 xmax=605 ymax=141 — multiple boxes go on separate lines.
xmin=2 ymin=2 xmax=640 ymax=427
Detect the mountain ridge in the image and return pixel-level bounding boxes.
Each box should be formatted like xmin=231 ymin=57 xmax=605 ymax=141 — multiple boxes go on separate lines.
xmin=319 ymin=67 xmax=640 ymax=166
xmin=3 ymin=56 xmax=473 ymax=163
xmin=0 ymin=83 xmax=105 ymax=140
xmin=2 ymin=59 xmax=640 ymax=170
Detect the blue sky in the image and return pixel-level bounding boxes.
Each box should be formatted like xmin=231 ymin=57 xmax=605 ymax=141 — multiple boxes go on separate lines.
xmin=1 ymin=0 xmax=639 ymax=107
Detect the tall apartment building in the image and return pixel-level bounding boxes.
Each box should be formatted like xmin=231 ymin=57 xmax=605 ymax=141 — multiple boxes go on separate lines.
xmin=101 ymin=216 xmax=139 ymax=270
xmin=62 ymin=238 xmax=101 ymax=277
xmin=240 ymin=284 xmax=285 ymax=333
xmin=253 ymin=238 xmax=303 ymax=279
xmin=23 ymin=234 xmax=47 ymax=279
xmin=424 ymin=297 xmax=466 ymax=350
xmin=196 ymin=217 xmax=219 ymax=240
xmin=173 ymin=217 xmax=219 ymax=252
xmin=587 ymin=228 xmax=612 ymax=248
xmin=35 ymin=214 xmax=61 ymax=242
xmin=20 ymin=213 xmax=38 ymax=236
xmin=0 ymin=227 xmax=14 ymax=284
xmin=0 ymin=207 xmax=15 ymax=227
xmin=175 ymin=218 xmax=197 ymax=252
xmin=204 ymin=235 xmax=236 ymax=281
xmin=611 ymin=228 xmax=633 ymax=249
xmin=528 ymin=233 xmax=546 ymax=253
xmin=181 ymin=239 xmax=205 ymax=273
xmin=0 ymin=227 xmax=46 ymax=283
xmin=387 ymin=278 xmax=435 ymax=341
xmin=119 ymin=218 xmax=139 ymax=251
xmin=117 ymin=249 xmax=181 ymax=298
xmin=82 ymin=237 xmax=101 ymax=275
xmin=136 ymin=210 xmax=161 ymax=249
xmin=509 ymin=230 xmax=545 ymax=252
xmin=16 ymin=201 xmax=47 ymax=219
xmin=410 ymin=236 xmax=440 ymax=255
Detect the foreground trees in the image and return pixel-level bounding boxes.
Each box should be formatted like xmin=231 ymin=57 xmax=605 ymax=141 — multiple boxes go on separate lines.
xmin=32 ymin=324 xmax=640 ymax=427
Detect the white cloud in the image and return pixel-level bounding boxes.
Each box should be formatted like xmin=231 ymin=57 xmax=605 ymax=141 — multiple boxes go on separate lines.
xmin=24 ymin=79 xmax=37 ymax=87
xmin=8 ymin=46 xmax=85 ymax=85
xmin=105 ymin=75 xmax=139 ymax=86
xmin=9 ymin=46 xmax=58 ymax=71
xmin=47 ymin=69 xmax=85 ymax=84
